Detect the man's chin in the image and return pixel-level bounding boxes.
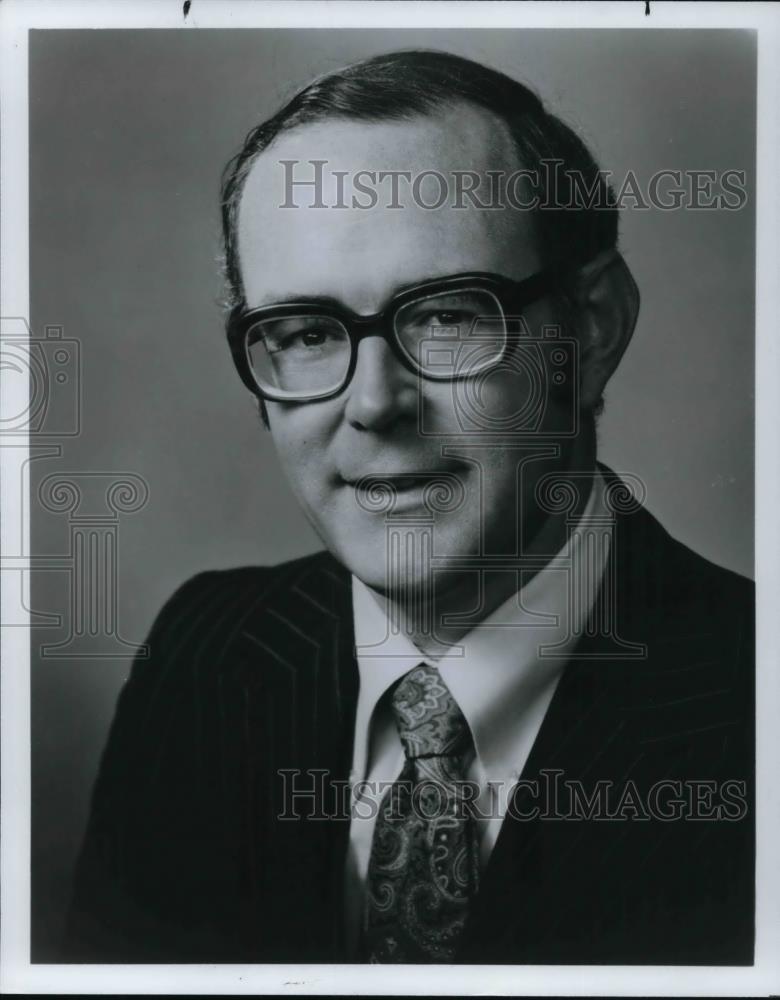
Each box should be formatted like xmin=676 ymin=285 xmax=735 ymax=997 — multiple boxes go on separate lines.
xmin=327 ymin=528 xmax=476 ymax=600
xmin=338 ymin=552 xmax=433 ymax=597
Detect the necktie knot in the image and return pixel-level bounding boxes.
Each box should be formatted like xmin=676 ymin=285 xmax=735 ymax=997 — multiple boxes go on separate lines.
xmin=391 ymin=663 xmax=471 ymax=760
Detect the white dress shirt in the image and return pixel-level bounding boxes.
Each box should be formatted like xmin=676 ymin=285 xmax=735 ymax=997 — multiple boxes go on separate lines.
xmin=342 ymin=470 xmax=612 ymax=955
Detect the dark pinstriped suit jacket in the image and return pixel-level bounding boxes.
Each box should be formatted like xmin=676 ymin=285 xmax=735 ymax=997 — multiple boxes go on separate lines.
xmin=63 ymin=487 xmax=755 ymax=964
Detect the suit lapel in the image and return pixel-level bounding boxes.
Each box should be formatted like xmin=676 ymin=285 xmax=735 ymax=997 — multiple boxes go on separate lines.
xmin=457 ymin=494 xmax=673 ymax=962
xmin=226 ymin=554 xmax=358 ymax=960
xmin=457 ymin=646 xmax=633 ymax=961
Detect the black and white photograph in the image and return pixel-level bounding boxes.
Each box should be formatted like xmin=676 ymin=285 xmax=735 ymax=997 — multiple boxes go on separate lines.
xmin=1 ymin=1 xmax=779 ymax=995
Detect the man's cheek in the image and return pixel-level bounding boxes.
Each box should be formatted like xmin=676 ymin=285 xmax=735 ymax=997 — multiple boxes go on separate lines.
xmin=272 ymin=439 xmax=322 ymax=506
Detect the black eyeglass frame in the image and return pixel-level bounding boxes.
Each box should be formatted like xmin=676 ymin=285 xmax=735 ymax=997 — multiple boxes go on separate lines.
xmin=226 ymin=267 xmax=563 ymax=403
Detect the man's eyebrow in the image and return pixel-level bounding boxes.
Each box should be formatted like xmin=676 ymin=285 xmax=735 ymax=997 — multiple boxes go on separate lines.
xmin=255 ymin=273 xmax=468 ymax=312
xmin=258 ymin=292 xmax=345 ymax=309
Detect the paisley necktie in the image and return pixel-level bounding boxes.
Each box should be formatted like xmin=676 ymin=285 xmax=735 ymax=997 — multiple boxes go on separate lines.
xmin=362 ymin=662 xmax=480 ymax=963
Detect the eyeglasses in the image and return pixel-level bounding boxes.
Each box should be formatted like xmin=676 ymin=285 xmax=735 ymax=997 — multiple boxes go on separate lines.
xmin=227 ymin=268 xmax=561 ymax=403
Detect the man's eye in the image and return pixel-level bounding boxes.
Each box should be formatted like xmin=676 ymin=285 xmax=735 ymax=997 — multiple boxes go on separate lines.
xmin=425 ymin=310 xmax=471 ymax=328
xmin=273 ymin=327 xmax=332 ymax=352
xmin=297 ymin=329 xmax=328 ymax=347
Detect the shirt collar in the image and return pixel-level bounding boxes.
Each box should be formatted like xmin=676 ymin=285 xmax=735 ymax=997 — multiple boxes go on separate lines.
xmin=351 ymin=469 xmax=611 ymax=786
xmin=350 ymin=578 xmax=423 ymax=783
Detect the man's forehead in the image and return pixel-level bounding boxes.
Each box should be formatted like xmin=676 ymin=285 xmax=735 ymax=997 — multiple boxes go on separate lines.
xmin=245 ymin=102 xmax=519 ymax=188
xmin=236 ymin=103 xmax=539 ymax=309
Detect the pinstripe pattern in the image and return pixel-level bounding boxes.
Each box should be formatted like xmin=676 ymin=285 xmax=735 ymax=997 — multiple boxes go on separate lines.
xmin=62 ymin=481 xmax=754 ymax=965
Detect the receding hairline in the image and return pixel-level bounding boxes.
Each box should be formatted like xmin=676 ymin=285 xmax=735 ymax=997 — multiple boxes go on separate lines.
xmin=240 ymin=98 xmax=526 ymax=193
xmin=235 ymin=98 xmax=534 ymax=268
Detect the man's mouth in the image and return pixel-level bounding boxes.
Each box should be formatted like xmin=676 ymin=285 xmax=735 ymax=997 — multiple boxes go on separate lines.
xmin=339 ymin=465 xmax=469 ymax=512
xmin=340 ymin=466 xmax=466 ymax=488
xmin=339 ymin=455 xmax=469 ymax=483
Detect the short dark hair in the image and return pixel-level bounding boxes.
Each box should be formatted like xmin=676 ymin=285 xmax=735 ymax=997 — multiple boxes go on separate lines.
xmin=219 ymin=48 xmax=618 ymax=315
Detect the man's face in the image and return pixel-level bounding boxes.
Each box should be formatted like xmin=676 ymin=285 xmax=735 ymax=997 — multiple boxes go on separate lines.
xmin=237 ymin=104 xmax=577 ymax=594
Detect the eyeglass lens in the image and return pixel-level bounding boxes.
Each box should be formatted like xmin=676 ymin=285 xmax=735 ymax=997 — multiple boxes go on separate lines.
xmin=245 ymin=287 xmax=507 ymax=397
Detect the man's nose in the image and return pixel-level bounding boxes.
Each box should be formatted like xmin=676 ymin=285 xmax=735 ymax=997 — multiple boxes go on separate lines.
xmin=343 ymin=335 xmax=416 ymax=431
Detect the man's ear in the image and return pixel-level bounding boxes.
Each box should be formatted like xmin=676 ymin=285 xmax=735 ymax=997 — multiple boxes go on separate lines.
xmin=569 ymin=248 xmax=640 ymax=412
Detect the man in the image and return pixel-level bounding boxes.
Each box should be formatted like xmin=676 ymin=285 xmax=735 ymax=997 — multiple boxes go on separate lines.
xmin=63 ymin=50 xmax=754 ymax=965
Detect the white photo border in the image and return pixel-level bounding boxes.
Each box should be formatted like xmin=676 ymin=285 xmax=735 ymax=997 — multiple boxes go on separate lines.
xmin=1 ymin=1 xmax=778 ymax=995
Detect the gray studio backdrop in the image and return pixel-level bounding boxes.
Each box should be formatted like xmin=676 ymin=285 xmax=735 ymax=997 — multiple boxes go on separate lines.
xmin=29 ymin=29 xmax=755 ymax=958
